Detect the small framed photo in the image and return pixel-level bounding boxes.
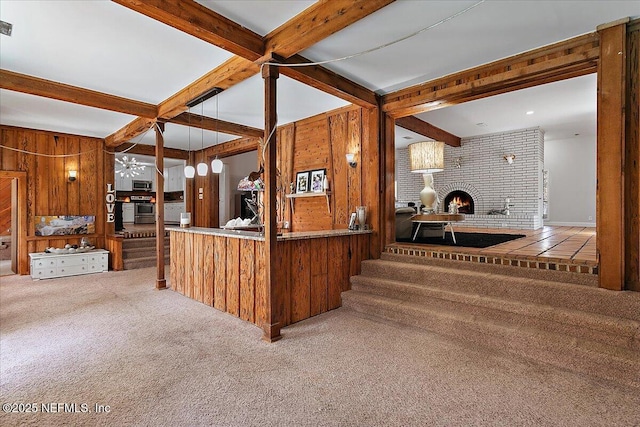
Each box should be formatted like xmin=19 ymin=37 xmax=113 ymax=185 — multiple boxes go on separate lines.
xmin=296 ymin=171 xmax=310 ymax=193
xmin=310 ymin=169 xmax=325 ymax=193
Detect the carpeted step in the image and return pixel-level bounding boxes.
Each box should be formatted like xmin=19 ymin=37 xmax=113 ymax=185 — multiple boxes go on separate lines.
xmin=341 ymin=290 xmax=640 ymax=388
xmin=122 ymin=246 xmax=170 ymax=260
xmin=359 ymin=259 xmax=640 ymax=322
xmin=123 ymin=256 xmax=169 ymax=270
xmin=350 ymin=275 xmax=640 ymax=352
xmin=122 ymin=237 xmax=170 ymax=250
xmin=381 ymin=252 xmax=598 ymax=287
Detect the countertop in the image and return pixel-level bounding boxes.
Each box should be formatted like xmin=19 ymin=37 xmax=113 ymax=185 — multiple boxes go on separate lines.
xmin=166 ymin=226 xmax=371 ymax=242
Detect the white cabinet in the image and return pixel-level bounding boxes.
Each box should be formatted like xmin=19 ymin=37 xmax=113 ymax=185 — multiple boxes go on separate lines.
xmin=164 ymin=202 xmax=184 ymax=224
xmin=29 ymin=249 xmax=109 ymax=280
xmin=123 ymin=203 xmax=135 ymax=223
xmin=163 ymin=165 xmax=185 ymax=192
xmin=116 ymin=173 xmax=132 ymax=191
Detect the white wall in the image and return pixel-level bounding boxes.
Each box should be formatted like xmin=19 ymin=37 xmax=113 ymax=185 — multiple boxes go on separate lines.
xmin=544 ymin=136 xmax=596 ymax=226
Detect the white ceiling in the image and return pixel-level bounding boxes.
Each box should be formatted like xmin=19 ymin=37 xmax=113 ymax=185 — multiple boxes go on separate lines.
xmin=0 ymin=1 xmax=638 ymax=152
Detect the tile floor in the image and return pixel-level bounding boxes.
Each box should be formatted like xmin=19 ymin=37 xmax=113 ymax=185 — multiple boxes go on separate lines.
xmin=388 ymin=225 xmax=597 ymax=274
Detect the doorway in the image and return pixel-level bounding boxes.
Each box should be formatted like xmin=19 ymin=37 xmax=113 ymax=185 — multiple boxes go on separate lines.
xmin=0 ymin=176 xmax=16 ymax=276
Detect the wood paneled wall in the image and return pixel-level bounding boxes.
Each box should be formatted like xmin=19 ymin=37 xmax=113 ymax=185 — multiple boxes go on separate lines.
xmin=0 ymin=125 xmax=110 ymax=273
xmin=169 ymin=231 xmax=370 ymax=329
xmin=277 ymin=105 xmax=368 ymax=232
xmin=0 ymin=177 xmax=10 ymax=235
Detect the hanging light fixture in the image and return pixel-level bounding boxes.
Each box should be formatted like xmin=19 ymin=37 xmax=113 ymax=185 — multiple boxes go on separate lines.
xmin=211 ymin=94 xmax=224 ymax=174
xmin=196 ymin=101 xmax=208 ymax=176
xmin=116 ymin=155 xmax=145 ymax=178
xmin=184 ymin=105 xmax=195 ymax=178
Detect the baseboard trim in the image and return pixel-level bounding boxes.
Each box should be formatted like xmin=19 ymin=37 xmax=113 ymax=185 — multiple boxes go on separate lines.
xmin=544 ymin=221 xmax=596 ymax=227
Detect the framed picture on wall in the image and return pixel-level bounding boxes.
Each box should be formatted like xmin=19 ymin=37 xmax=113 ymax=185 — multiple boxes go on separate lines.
xmin=310 ymin=169 xmax=325 ymax=193
xmin=295 ymin=171 xmax=310 ymax=193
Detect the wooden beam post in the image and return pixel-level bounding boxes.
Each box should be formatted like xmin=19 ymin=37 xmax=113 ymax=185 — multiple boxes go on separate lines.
xmin=382 ymin=113 xmax=396 ymax=248
xmin=625 ymin=21 xmax=640 ymax=291
xmin=262 ymin=64 xmax=281 ymax=342
xmin=155 ymin=122 xmax=167 ymax=290
xmin=597 ymin=20 xmax=628 ymax=291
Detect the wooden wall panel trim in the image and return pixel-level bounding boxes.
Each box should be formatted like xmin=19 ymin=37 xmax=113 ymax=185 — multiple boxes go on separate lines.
xmin=213 ymin=236 xmax=227 ymax=311
xmin=310 ymin=238 xmax=329 ymax=316
xmin=276 ymin=241 xmax=291 ymax=326
xmin=226 ymin=237 xmax=241 ymax=316
xmin=327 ymin=236 xmax=347 ymax=310
xmin=254 ymin=241 xmax=268 ymax=328
xmin=202 ymin=235 xmax=215 ymax=306
xmin=290 ymin=239 xmax=311 ymax=323
xmin=240 ymin=239 xmax=256 ymax=322
xmin=597 ymin=23 xmax=626 ymax=291
xmin=362 ymin=106 xmax=381 ymax=258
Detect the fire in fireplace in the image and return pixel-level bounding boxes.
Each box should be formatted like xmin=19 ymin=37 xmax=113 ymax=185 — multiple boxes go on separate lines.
xmin=444 ymin=191 xmax=474 ymax=214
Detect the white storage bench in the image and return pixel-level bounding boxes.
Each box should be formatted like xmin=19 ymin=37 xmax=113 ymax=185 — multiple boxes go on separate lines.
xmin=29 ymin=249 xmax=109 ymax=280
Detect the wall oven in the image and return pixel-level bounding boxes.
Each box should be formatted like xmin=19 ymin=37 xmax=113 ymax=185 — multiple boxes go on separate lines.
xmin=131 ymin=195 xmax=155 ymax=224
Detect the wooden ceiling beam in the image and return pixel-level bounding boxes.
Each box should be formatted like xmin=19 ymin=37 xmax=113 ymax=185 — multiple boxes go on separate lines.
xmin=264 ymin=0 xmax=395 ymax=59
xmin=111 ymin=0 xmax=264 ymax=61
xmin=0 ymin=69 xmax=157 ymax=118
xmin=383 ymin=33 xmax=600 ymax=118
xmin=202 ymin=136 xmax=260 ymax=159
xmin=157 ymin=57 xmax=259 ymax=120
xmin=113 ymin=142 xmax=189 ymax=160
xmin=279 ymin=54 xmax=378 ymax=108
xmin=168 ymin=112 xmax=263 ymax=139
xmin=105 ymin=117 xmax=156 ymax=147
xmin=396 ymin=116 xmax=461 ymax=147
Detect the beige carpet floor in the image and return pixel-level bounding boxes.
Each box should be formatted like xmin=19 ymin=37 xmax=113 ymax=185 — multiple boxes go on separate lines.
xmin=1 ymin=268 xmax=639 ymax=426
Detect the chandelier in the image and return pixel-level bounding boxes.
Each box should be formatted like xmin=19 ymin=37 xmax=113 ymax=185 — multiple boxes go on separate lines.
xmin=115 ymin=155 xmax=145 ymax=178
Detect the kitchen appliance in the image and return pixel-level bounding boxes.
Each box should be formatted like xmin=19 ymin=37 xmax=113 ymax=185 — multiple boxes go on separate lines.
xmin=132 ymin=180 xmax=152 ymax=191
xmin=131 ymin=195 xmax=155 ymax=224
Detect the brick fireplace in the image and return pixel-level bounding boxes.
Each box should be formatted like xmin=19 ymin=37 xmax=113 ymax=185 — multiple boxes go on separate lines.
xmin=396 ymin=127 xmax=544 ymax=230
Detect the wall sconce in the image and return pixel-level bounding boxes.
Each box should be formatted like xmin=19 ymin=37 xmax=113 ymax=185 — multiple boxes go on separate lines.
xmin=503 ymin=154 xmax=516 ymax=165
xmin=346 ymin=153 xmax=357 ymax=168
xmin=453 ymin=157 xmax=462 ymax=168
xmin=68 ymin=170 xmax=77 ymax=182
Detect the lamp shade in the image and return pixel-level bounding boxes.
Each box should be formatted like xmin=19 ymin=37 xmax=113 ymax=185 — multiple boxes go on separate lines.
xmin=408 ymin=141 xmax=445 ymax=173
xmin=184 ymin=165 xmax=195 ymax=178
xmin=197 ymin=162 xmax=208 ymax=176
xmin=211 ymin=158 xmax=223 ymax=173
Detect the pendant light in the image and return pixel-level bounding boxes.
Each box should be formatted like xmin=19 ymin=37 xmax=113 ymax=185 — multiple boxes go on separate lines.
xmin=211 ymin=95 xmax=224 ymax=173
xmin=184 ymin=105 xmax=195 ymax=178
xmin=196 ymin=101 xmax=208 ymax=176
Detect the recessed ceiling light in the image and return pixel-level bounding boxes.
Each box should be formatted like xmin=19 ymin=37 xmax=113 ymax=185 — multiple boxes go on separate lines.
xmin=526 ymin=111 xmax=534 ymax=115
xmin=476 ymin=122 xmax=487 ymax=127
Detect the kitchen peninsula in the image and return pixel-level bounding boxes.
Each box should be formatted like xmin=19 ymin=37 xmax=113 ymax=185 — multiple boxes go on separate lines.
xmin=168 ymin=226 xmax=371 ymax=332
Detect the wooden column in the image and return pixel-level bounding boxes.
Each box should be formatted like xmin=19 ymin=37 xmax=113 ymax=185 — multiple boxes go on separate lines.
xmin=382 ymin=112 xmax=396 ymax=248
xmin=625 ymin=21 xmax=640 ymax=291
xmin=155 ymin=122 xmax=167 ymax=290
xmin=262 ymin=63 xmax=281 ymax=342
xmin=597 ymin=20 xmax=628 ymax=291
xmin=361 ymin=103 xmax=381 ymax=258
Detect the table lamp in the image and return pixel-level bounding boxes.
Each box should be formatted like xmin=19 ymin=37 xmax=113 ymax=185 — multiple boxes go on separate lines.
xmin=408 ymin=141 xmax=445 ymax=214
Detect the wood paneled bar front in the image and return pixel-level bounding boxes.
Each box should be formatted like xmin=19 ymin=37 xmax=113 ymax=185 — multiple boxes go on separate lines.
xmin=168 ymin=227 xmax=371 ymax=331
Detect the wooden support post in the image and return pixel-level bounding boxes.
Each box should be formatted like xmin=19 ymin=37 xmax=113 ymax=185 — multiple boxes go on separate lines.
xmin=155 ymin=122 xmax=167 ymax=290
xmin=382 ymin=112 xmax=396 ymax=248
xmin=261 ymin=63 xmax=281 ymax=342
xmin=597 ymin=20 xmax=628 ymax=291
xmin=625 ymin=21 xmax=640 ymax=291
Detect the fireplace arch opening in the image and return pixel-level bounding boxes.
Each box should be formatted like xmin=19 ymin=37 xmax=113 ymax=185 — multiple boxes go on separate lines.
xmin=444 ymin=191 xmax=474 ymax=214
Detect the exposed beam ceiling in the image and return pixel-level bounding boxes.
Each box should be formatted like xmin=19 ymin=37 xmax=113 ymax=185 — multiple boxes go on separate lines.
xmin=112 ymin=0 xmax=264 ymax=61
xmin=395 ymin=116 xmax=461 ymax=147
xmin=0 ymin=69 xmax=157 ymax=118
xmin=383 ymin=33 xmax=600 ymax=118
xmin=264 ymin=0 xmax=395 ymax=59
xmin=114 ymin=142 xmax=190 ymax=160
xmin=106 ymin=0 xmax=386 ymax=146
xmin=168 ymin=112 xmax=263 ymax=139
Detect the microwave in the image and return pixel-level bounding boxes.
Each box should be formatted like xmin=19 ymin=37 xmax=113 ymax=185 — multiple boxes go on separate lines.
xmin=132 ymin=180 xmax=152 ymax=191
